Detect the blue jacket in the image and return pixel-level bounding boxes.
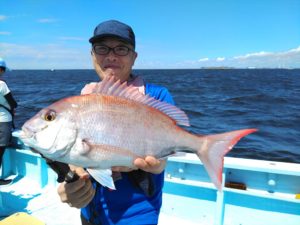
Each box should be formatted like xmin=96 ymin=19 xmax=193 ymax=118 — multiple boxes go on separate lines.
xmin=81 ymin=83 xmax=174 ymax=225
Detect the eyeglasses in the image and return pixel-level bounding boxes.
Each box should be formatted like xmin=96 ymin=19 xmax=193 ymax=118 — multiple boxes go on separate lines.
xmin=93 ymin=45 xmax=133 ymax=56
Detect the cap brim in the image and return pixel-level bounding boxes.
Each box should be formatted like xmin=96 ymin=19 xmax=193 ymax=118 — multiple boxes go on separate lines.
xmin=89 ymin=34 xmax=134 ymax=47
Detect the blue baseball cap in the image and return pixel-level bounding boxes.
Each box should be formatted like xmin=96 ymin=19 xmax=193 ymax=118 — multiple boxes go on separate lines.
xmin=0 ymin=58 xmax=6 ymax=68
xmin=89 ymin=20 xmax=135 ymax=49
xmin=0 ymin=58 xmax=7 ymax=71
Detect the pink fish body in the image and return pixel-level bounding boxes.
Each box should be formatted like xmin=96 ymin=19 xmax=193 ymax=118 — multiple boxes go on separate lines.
xmin=20 ymin=76 xmax=256 ymax=190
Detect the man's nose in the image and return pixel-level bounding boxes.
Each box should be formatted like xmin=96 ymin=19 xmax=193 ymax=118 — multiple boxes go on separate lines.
xmin=106 ymin=50 xmax=118 ymax=60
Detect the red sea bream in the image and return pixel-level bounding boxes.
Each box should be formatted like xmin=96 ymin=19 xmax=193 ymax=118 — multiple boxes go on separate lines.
xmin=20 ymin=76 xmax=256 ymax=190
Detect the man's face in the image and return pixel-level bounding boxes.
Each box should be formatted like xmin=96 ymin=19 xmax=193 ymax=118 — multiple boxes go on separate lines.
xmin=91 ymin=38 xmax=137 ymax=82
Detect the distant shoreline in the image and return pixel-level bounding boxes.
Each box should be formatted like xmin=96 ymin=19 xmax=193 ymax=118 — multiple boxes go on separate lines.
xmin=7 ymin=68 xmax=300 ymax=71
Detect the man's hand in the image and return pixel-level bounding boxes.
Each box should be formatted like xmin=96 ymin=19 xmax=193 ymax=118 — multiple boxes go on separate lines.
xmin=57 ymin=166 xmax=95 ymax=208
xmin=112 ymin=156 xmax=166 ymax=174
xmin=134 ymin=156 xmax=166 ymax=174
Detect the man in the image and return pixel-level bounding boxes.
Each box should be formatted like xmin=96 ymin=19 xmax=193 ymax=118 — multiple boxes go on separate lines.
xmin=57 ymin=20 xmax=174 ymax=225
xmin=0 ymin=58 xmax=18 ymax=186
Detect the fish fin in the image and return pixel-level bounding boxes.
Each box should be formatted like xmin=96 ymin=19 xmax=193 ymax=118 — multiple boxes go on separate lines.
xmin=77 ymin=139 xmax=92 ymax=155
xmin=197 ymin=129 xmax=257 ymax=191
xmin=87 ymin=168 xmax=116 ymax=190
xmin=92 ymin=76 xmax=190 ymax=126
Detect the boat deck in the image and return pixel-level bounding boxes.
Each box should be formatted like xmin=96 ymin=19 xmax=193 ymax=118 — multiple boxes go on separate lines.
xmin=0 ymin=176 xmax=81 ymax=225
xmin=0 ymin=175 xmax=201 ymax=225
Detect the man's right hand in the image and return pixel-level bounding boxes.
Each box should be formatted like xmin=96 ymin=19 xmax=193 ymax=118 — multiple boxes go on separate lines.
xmin=57 ymin=166 xmax=95 ymax=208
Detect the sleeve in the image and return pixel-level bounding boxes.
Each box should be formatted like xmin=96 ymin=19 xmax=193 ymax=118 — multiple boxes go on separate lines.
xmin=4 ymin=92 xmax=18 ymax=109
xmin=0 ymin=81 xmax=10 ymax=96
xmin=145 ymin=83 xmax=175 ymax=105
xmin=156 ymin=87 xmax=174 ymax=105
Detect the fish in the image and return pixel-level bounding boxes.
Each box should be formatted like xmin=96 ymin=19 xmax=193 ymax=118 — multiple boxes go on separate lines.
xmin=20 ymin=76 xmax=257 ymax=190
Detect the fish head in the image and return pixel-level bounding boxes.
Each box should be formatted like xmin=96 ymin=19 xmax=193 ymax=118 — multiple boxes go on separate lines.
xmin=20 ymin=99 xmax=78 ymax=160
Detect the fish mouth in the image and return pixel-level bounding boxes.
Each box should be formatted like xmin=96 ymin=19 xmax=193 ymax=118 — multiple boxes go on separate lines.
xmin=19 ymin=127 xmax=41 ymax=155
xmin=19 ymin=125 xmax=55 ymax=154
xmin=20 ymin=125 xmax=36 ymax=140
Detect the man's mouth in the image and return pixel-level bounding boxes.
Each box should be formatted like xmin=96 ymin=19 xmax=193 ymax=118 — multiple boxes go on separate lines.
xmin=104 ymin=65 xmax=120 ymax=69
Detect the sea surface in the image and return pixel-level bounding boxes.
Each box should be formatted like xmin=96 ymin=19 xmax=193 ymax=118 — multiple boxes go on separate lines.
xmin=4 ymin=69 xmax=300 ymax=163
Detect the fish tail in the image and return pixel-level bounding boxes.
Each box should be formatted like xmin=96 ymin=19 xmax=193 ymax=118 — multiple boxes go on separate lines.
xmin=196 ymin=129 xmax=257 ymax=190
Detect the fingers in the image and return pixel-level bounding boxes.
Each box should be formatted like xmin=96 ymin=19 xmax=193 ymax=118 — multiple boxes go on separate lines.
xmin=72 ymin=166 xmax=90 ymax=179
xmin=57 ymin=178 xmax=95 ymax=208
xmin=104 ymin=69 xmax=116 ymax=78
xmin=111 ymin=156 xmax=167 ymax=174
xmin=57 ymin=166 xmax=95 ymax=208
xmin=70 ymin=179 xmax=95 ymax=208
xmin=134 ymin=156 xmax=166 ymax=174
xmin=145 ymin=156 xmax=162 ymax=167
xmin=134 ymin=156 xmax=160 ymax=169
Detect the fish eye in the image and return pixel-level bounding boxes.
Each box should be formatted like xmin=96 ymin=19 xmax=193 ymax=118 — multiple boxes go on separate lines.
xmin=44 ymin=110 xmax=56 ymax=122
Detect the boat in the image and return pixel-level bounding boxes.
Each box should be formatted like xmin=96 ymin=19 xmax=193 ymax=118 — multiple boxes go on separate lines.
xmin=1 ymin=131 xmax=300 ymax=225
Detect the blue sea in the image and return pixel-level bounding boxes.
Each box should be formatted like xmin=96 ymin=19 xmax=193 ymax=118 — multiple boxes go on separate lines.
xmin=4 ymin=69 xmax=300 ymax=163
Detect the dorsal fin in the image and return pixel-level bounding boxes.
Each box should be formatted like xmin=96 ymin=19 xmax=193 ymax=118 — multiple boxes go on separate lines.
xmin=92 ymin=76 xmax=190 ymax=126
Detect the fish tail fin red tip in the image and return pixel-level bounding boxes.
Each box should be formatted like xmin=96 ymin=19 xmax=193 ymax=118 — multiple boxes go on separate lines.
xmin=196 ymin=128 xmax=257 ymax=191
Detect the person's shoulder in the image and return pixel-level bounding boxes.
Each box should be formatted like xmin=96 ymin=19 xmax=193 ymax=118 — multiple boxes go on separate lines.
xmin=145 ymin=83 xmax=174 ymax=104
xmin=0 ymin=80 xmax=6 ymax=85
xmin=146 ymin=83 xmax=169 ymax=94
xmin=0 ymin=80 xmax=9 ymax=92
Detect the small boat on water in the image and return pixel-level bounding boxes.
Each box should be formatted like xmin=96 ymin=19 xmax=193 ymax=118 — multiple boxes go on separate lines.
xmin=1 ymin=131 xmax=300 ymax=225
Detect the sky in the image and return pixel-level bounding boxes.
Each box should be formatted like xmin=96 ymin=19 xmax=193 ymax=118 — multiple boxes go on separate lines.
xmin=0 ymin=0 xmax=300 ymax=70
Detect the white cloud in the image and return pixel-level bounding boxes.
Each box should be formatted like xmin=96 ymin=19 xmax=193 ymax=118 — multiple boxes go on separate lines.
xmin=0 ymin=42 xmax=91 ymax=69
xmin=37 ymin=18 xmax=58 ymax=23
xmin=233 ymin=51 xmax=272 ymax=59
xmin=216 ymin=57 xmax=225 ymax=61
xmin=287 ymin=46 xmax=300 ymax=53
xmin=59 ymin=36 xmax=85 ymax=41
xmin=192 ymin=46 xmax=300 ymax=69
xmin=0 ymin=15 xmax=7 ymax=21
xmin=0 ymin=31 xmax=11 ymax=35
xmin=198 ymin=57 xmax=209 ymax=62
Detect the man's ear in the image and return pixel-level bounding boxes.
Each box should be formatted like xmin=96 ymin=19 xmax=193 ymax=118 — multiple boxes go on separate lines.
xmin=91 ymin=50 xmax=97 ymax=61
xmin=132 ymin=52 xmax=138 ymax=64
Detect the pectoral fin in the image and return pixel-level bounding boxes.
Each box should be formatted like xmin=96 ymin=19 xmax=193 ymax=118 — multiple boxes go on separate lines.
xmin=87 ymin=168 xmax=116 ymax=190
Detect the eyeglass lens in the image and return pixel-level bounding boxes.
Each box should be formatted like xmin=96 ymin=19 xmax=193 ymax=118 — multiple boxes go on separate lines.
xmin=93 ymin=45 xmax=131 ymax=56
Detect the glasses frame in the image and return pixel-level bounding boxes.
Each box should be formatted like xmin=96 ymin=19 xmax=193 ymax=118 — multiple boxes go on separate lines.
xmin=92 ymin=44 xmax=133 ymax=56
